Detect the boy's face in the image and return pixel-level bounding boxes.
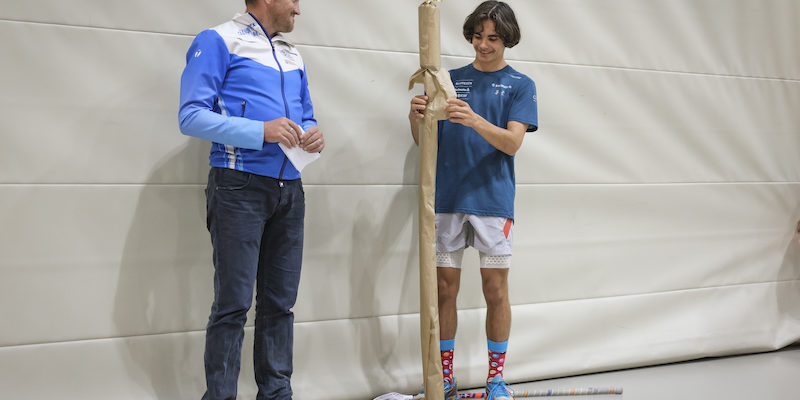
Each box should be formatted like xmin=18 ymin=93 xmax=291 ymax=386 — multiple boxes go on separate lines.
xmin=471 ymin=19 xmax=505 ymax=68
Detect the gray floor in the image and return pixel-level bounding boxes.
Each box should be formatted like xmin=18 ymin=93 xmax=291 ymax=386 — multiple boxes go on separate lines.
xmin=465 ymin=345 xmax=800 ymax=399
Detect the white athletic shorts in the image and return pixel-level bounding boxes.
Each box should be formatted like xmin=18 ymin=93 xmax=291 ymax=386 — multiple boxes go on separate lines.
xmin=435 ymin=213 xmax=513 ymax=269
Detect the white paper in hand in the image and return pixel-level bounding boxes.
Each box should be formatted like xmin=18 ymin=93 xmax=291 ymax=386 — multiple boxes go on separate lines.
xmin=278 ymin=127 xmax=321 ymax=172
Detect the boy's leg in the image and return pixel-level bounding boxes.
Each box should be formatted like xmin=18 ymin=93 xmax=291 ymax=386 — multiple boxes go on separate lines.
xmin=437 ymin=265 xmax=462 ymax=341
xmin=481 ymin=266 xmax=512 ymax=399
xmin=471 ymin=214 xmax=513 ymax=346
xmin=435 ymin=213 xmax=467 ymax=398
xmin=480 ymin=267 xmax=510 ymax=344
xmin=469 ymin=214 xmax=514 ymax=398
xmin=437 ymin=254 xmax=462 ymax=398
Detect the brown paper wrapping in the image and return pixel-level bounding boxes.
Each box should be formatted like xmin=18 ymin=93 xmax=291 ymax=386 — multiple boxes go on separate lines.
xmin=408 ymin=2 xmax=456 ymax=400
xmin=417 ymin=114 xmax=442 ymax=400
xmin=418 ymin=3 xmax=441 ymax=70
xmin=409 ymin=3 xmax=457 ymax=122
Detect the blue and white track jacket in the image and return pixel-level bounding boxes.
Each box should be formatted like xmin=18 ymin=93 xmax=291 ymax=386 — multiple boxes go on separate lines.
xmin=179 ymin=12 xmax=316 ymax=180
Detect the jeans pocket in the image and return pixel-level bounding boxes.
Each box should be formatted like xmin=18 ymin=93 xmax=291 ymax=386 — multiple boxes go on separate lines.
xmin=215 ymin=168 xmax=252 ymax=191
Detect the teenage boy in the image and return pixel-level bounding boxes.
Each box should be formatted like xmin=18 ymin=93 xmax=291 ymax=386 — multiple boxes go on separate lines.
xmin=408 ymin=2 xmax=538 ymax=399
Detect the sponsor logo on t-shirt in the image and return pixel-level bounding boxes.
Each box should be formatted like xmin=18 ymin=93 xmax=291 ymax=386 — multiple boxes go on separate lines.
xmin=491 ymin=82 xmax=512 ymax=97
xmin=455 ymin=79 xmax=472 ymax=99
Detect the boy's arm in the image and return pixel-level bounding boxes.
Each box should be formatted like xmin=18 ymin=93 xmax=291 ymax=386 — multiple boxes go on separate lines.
xmin=444 ymin=98 xmax=527 ymax=155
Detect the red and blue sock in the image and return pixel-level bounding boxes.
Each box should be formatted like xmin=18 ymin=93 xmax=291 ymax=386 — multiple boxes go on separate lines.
xmin=441 ymin=339 xmax=455 ymax=385
xmin=487 ymin=339 xmax=508 ymax=383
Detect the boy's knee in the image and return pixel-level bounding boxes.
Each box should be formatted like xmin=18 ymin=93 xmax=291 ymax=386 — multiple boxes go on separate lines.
xmin=438 ymin=275 xmax=460 ymax=299
xmin=482 ymin=279 xmax=508 ymax=306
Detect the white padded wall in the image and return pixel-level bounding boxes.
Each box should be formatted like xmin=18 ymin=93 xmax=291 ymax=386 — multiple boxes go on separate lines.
xmin=1 ymin=1 xmax=798 ymax=399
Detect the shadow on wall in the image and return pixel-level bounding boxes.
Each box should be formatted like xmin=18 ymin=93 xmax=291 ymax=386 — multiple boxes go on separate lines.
xmin=113 ymin=140 xmax=211 ymax=399
xmin=776 ymin=204 xmax=800 ymax=345
xmin=348 ymin=144 xmax=422 ymax=394
xmin=295 ymin=140 xmax=423 ymax=394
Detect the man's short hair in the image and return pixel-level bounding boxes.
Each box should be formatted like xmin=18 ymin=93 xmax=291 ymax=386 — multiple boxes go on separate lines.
xmin=245 ymin=0 xmax=257 ymax=5
xmin=462 ymin=1 xmax=521 ymax=48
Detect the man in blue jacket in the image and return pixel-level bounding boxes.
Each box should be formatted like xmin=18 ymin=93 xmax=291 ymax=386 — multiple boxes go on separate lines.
xmin=179 ymin=1 xmax=323 ymax=399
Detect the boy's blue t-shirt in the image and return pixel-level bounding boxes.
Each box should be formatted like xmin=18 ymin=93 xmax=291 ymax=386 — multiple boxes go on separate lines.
xmin=435 ymin=64 xmax=538 ymax=220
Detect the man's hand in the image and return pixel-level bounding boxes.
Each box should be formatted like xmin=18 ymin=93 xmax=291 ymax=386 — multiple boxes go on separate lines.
xmin=300 ymin=126 xmax=325 ymax=153
xmin=264 ymin=117 xmax=302 ymax=148
xmin=445 ymin=98 xmax=482 ymax=128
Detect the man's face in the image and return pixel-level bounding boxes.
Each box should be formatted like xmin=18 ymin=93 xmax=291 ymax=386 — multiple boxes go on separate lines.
xmin=471 ymin=19 xmax=505 ymax=67
xmin=267 ymin=0 xmax=300 ymax=33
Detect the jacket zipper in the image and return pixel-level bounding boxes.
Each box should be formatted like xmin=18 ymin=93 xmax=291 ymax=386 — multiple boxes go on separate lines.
xmin=251 ymin=13 xmax=291 ymax=181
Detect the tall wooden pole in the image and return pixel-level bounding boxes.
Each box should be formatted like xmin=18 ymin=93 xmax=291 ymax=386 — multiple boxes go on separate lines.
xmin=409 ymin=2 xmax=456 ymax=398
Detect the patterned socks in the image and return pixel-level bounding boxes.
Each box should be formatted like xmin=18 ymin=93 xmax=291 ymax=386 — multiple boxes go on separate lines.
xmin=441 ymin=339 xmax=509 ymax=385
xmin=440 ymin=339 xmax=455 ymax=385
xmin=487 ymin=339 xmax=508 ymax=383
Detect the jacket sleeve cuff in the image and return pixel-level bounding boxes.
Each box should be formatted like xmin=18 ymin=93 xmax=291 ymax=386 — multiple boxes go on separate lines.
xmin=236 ymin=118 xmax=265 ymax=150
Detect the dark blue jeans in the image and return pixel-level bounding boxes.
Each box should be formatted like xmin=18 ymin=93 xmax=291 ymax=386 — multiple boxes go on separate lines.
xmin=202 ymin=167 xmax=304 ymax=400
